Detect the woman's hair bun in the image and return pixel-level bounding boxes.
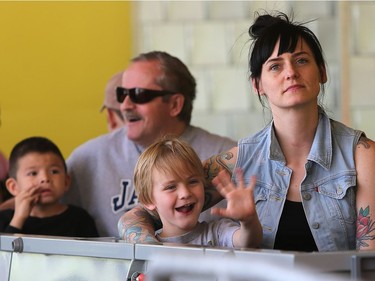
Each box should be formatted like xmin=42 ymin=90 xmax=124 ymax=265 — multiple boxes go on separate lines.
xmin=248 ymin=12 xmax=289 ymax=40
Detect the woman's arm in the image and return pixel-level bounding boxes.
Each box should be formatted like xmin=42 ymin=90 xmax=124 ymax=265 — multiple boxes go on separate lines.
xmin=355 ymin=135 xmax=375 ymax=250
xmin=202 ymin=147 xmax=238 ymax=210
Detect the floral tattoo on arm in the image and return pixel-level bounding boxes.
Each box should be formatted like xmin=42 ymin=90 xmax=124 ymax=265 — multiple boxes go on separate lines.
xmin=203 ymin=152 xmax=234 ymax=182
xmin=202 ymin=152 xmax=235 ymax=209
xmin=356 ymin=135 xmax=375 ymax=248
xmin=356 ymin=206 xmax=375 ymax=248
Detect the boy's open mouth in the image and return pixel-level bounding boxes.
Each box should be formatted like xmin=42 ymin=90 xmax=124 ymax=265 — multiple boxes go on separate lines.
xmin=175 ymin=203 xmax=195 ymax=213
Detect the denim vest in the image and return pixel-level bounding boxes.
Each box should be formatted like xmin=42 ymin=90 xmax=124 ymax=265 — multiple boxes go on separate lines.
xmin=236 ymin=110 xmax=363 ymax=251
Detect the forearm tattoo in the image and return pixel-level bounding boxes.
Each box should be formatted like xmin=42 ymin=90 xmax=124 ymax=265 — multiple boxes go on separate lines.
xmin=356 ymin=206 xmax=375 ymax=249
xmin=118 ymin=208 xmax=160 ymax=244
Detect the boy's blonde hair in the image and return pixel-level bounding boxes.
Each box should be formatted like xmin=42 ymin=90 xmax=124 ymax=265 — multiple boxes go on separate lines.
xmin=134 ymin=136 xmax=205 ymax=208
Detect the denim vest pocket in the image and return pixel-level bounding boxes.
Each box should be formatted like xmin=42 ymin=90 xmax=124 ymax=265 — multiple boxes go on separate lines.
xmin=254 ymin=185 xmax=268 ymax=203
xmin=253 ymin=182 xmax=281 ymax=233
xmin=316 ymin=174 xmax=356 ymax=223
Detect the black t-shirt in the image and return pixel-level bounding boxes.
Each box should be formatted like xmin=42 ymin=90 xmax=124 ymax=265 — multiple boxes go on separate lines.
xmin=0 ymin=205 xmax=98 ymax=238
xmin=274 ymin=200 xmax=318 ymax=252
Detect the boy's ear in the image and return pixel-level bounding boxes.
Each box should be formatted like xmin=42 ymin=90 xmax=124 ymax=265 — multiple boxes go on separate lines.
xmin=143 ymin=202 xmax=156 ymax=211
xmin=64 ymin=173 xmax=71 ymax=192
xmin=5 ymin=178 xmax=20 ymax=196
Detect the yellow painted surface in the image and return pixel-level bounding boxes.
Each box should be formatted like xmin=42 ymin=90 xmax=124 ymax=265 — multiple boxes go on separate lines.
xmin=0 ymin=1 xmax=132 ymax=158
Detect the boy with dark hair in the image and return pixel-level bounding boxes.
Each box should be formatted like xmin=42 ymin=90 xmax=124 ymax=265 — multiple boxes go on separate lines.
xmin=0 ymin=136 xmax=98 ymax=237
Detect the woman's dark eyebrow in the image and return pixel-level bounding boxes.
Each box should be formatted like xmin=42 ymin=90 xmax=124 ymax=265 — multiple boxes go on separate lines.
xmin=292 ymin=51 xmax=310 ymax=58
xmin=265 ymin=51 xmax=310 ymax=65
xmin=264 ymin=57 xmax=282 ymax=66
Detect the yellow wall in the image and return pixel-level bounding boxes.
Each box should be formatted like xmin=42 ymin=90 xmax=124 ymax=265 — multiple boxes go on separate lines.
xmin=0 ymin=1 xmax=132 ymax=159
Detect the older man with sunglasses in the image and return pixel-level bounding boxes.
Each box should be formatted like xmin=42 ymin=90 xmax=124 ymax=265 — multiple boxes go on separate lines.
xmin=64 ymin=51 xmax=236 ymax=238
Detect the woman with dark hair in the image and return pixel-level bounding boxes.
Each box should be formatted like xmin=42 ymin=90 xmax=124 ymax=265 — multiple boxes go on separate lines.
xmin=119 ymin=11 xmax=375 ymax=252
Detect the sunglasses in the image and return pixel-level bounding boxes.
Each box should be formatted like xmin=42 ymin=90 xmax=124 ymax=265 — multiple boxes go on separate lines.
xmin=116 ymin=87 xmax=176 ymax=104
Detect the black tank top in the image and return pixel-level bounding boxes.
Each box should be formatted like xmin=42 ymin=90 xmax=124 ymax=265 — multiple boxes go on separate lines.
xmin=274 ymin=200 xmax=318 ymax=252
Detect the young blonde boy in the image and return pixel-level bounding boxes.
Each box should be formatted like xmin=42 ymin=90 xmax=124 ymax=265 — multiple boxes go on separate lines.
xmin=0 ymin=136 xmax=98 ymax=237
xmin=134 ymin=137 xmax=262 ymax=248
